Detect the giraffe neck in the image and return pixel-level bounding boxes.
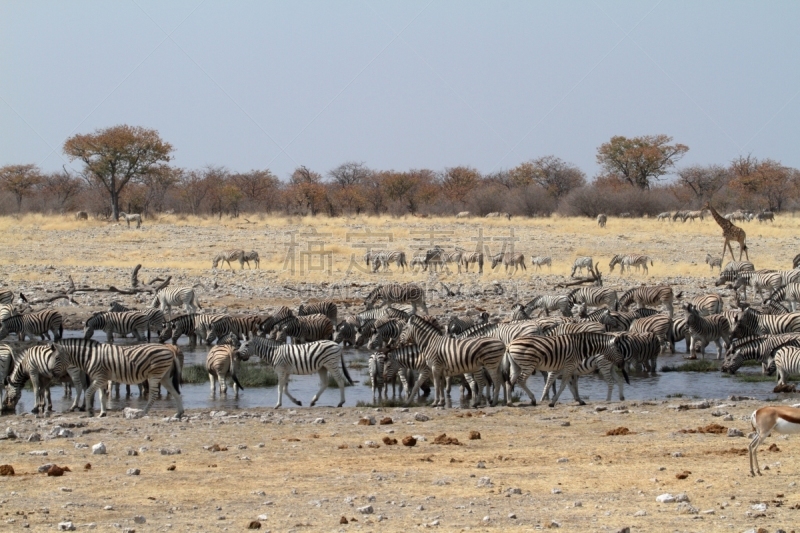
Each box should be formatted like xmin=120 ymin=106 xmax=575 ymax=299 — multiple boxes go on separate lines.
xmin=707 ymin=205 xmax=732 ymax=230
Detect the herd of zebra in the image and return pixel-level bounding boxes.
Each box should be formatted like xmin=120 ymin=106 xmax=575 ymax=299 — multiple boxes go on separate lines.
xmin=5 ymin=248 xmax=800 ymax=418
xmin=649 ymin=209 xmax=776 ymax=223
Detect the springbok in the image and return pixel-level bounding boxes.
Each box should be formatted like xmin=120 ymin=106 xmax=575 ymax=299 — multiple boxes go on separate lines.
xmin=748 ymin=405 xmax=800 ymax=476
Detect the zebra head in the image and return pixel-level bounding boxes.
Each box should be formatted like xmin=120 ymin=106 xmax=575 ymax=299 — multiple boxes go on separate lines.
xmin=108 ymin=301 xmax=128 ymax=312
xmin=608 ymin=255 xmax=623 ymax=272
xmin=83 ymin=313 xmax=104 ymax=340
xmin=219 ymin=333 xmax=241 ymax=349
xmin=490 ymin=254 xmax=503 ymax=269
xmin=212 ymin=255 xmax=221 ymax=269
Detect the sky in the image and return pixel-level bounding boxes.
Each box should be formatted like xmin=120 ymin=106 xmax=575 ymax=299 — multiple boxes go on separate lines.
xmin=2 ymin=1 xmax=799 ymax=182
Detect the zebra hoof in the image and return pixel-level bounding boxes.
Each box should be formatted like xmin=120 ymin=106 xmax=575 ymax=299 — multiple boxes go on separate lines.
xmin=295 ymin=400 xmax=303 ymax=406
xmin=337 ymin=401 xmax=345 ymax=407
xmin=97 ymin=412 xmax=107 ymax=418
xmin=578 ymin=401 xmax=586 ymax=406
xmin=548 ymin=403 xmax=556 ymax=408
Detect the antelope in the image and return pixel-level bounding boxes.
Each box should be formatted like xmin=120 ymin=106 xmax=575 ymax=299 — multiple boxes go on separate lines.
xmin=748 ymin=405 xmax=800 ymax=476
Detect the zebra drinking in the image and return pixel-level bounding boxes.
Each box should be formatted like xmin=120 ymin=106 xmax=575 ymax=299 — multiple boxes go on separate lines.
xmin=364 ymin=283 xmax=428 ymax=315
xmin=0 ymin=310 xmax=63 ymax=341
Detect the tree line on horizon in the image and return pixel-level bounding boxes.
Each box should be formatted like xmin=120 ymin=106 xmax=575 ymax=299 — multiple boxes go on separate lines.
xmin=0 ymin=124 xmax=798 ymax=219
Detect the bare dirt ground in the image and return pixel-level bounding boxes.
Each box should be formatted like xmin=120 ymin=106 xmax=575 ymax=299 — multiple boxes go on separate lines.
xmin=1 ymin=213 xmax=800 ymax=532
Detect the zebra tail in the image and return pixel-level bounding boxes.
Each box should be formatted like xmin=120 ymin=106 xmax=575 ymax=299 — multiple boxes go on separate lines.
xmin=231 ymin=371 xmax=244 ymax=391
xmin=171 ymin=357 xmax=182 ymax=394
xmin=620 ymin=366 xmax=630 ymax=385
xmin=340 ymin=349 xmax=354 ymax=386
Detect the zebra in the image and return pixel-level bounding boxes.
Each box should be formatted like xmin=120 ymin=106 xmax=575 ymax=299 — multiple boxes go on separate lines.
xmin=794 ymin=253 xmax=800 ymax=270
xmin=381 ymin=343 xmax=433 ymax=401
xmin=159 ymin=313 xmax=227 ymax=345
xmin=241 ymin=250 xmax=260 ymax=269
xmin=150 ymin=286 xmax=202 ymax=318
xmin=530 ymin=256 xmax=552 ymax=271
xmin=0 ymin=304 xmax=17 ymax=322
xmin=485 ymin=212 xmax=511 ymax=219
xmin=298 ymin=301 xmax=338 ymax=325
xmin=614 ymin=331 xmax=661 ymax=373
xmin=206 ymin=344 xmax=246 ymax=397
xmin=609 ymin=254 xmax=654 ymax=275
xmin=525 ymin=295 xmax=572 ymax=317
xmin=597 ymin=214 xmax=607 ymax=227
xmin=541 ymin=347 xmax=628 ymax=402
xmin=733 ymin=271 xmax=784 ymax=302
xmin=455 ymin=320 xmax=544 ymax=345
xmin=505 ymin=332 xmax=625 ymax=407
xmin=378 ymin=250 xmax=409 ymax=272
xmin=461 ymin=252 xmax=484 ymax=274
xmin=491 ymin=252 xmax=526 ymax=275
xmin=730 ymin=308 xmax=800 ymax=339
xmin=768 ymin=346 xmax=800 ymax=386
xmin=723 ymin=260 xmax=756 ymax=273
xmin=333 ymin=320 xmax=359 ymax=347
xmin=542 ymin=321 xmax=606 ymax=336
xmin=0 ymin=310 xmax=63 ymax=341
xmin=721 ymin=334 xmax=800 ymax=375
xmin=683 ymin=210 xmax=705 ymax=222
xmin=455 ymin=211 xmax=471 ymax=218
xmin=598 ymin=308 xmax=660 ymax=332
xmin=75 ymin=210 xmax=88 ymax=220
xmin=510 ymin=303 xmax=531 ymax=321
xmin=83 ymin=311 xmax=150 ymax=343
xmin=667 ymin=316 xmax=688 ymax=354
xmin=446 ymin=312 xmax=490 ymax=336
xmin=757 ymin=211 xmax=775 ymax=223
xmin=704 ymin=254 xmax=723 ymax=271
xmin=108 ymin=302 xmax=166 ymax=336
xmin=212 ymin=249 xmax=245 ymax=270
xmin=364 ymin=283 xmax=428 ymax=315
xmin=568 ymin=287 xmax=617 ymax=310
xmin=118 ymin=211 xmax=142 ymax=228
xmin=0 ymin=343 xmax=16 ymax=404
xmin=656 ymin=212 xmax=671 ymax=221
xmin=367 ymin=318 xmax=406 ymax=350
xmin=258 ymin=306 xmax=295 ymax=336
xmin=368 ymin=352 xmax=386 ymax=403
xmin=400 ymin=315 xmax=506 ymax=408
xmin=618 ymin=285 xmax=675 ymax=318
xmin=206 ymin=315 xmax=260 ymax=344
xmin=2 ymin=343 xmax=70 ymax=415
xmin=273 ymin=314 xmax=334 ymax=344
xmin=766 ymin=283 xmax=800 ymax=311
xmin=571 ymin=257 xmax=594 ymax=277
xmin=683 ymin=304 xmax=731 ymax=359
xmin=629 ymin=313 xmax=673 ymax=351
xmin=688 ymin=293 xmax=724 ymax=316
xmin=425 ymin=247 xmax=462 ymax=273
xmin=409 ymin=253 xmax=428 ymax=272
xmin=238 ymin=337 xmax=353 ymax=408
xmin=0 ymin=290 xmax=13 ymax=304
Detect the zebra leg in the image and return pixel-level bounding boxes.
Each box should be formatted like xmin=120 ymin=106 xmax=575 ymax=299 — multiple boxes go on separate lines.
xmin=220 ymin=372 xmax=228 ymax=395
xmin=548 ymin=371 xmax=575 ymax=407
xmin=90 ymin=379 xmax=110 ymax=417
xmin=159 ymin=373 xmax=183 ymax=418
xmin=714 ymin=338 xmax=723 ymax=359
xmin=143 ymin=377 xmax=161 ymax=414
xmin=404 ymin=367 xmax=429 ymax=406
xmin=209 ymin=372 xmax=217 ymax=397
xmin=282 ymin=372 xmax=304 ymax=406
xmin=67 ymin=368 xmax=85 ymax=411
xmin=540 ymin=372 xmax=558 ymax=405
xmin=487 ymin=366 xmax=502 ymax=406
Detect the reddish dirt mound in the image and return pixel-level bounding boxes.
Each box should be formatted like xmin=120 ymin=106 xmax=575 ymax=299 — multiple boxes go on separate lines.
xmin=605 ymin=427 xmax=631 ymax=436
xmin=469 ymin=431 xmax=481 ymax=440
xmin=708 ymin=448 xmax=747 ymax=456
xmin=0 ymin=465 xmax=14 ymax=476
xmin=680 ymin=423 xmax=727 ymax=434
xmin=675 ymin=470 xmax=692 ymax=479
xmin=434 ymin=433 xmax=462 ymax=445
xmin=768 ymin=443 xmax=780 ymax=452
xmin=382 ymin=437 xmax=398 ymax=445
xmin=402 ymin=436 xmax=416 ymax=447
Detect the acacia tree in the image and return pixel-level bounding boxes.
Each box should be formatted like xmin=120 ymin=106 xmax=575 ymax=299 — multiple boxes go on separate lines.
xmin=596 ymin=134 xmax=688 ymax=189
xmin=510 ymin=156 xmax=585 ymax=199
xmin=231 ymin=169 xmax=280 ymax=211
xmin=287 ymin=166 xmax=327 ymax=216
xmin=63 ymin=125 xmax=173 ymax=220
xmin=440 ymin=166 xmax=480 ymax=208
xmin=677 ymin=164 xmax=730 ymax=203
xmin=729 ymin=156 xmax=798 ymax=211
xmin=0 ymin=164 xmax=43 ymax=212
xmin=42 ymin=169 xmax=84 ymax=211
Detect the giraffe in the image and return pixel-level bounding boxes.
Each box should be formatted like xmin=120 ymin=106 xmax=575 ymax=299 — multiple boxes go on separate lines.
xmin=703 ymin=202 xmax=749 ymax=261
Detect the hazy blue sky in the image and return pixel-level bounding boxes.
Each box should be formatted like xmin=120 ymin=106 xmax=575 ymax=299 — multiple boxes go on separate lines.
xmin=2 ymin=1 xmax=798 ymax=181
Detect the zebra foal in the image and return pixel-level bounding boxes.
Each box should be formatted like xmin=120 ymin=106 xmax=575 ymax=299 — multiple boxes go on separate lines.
xmin=2 ymin=344 xmax=70 ymax=415
xmin=683 ymin=304 xmax=731 ymax=359
xmin=207 ymin=344 xmax=247 ymax=397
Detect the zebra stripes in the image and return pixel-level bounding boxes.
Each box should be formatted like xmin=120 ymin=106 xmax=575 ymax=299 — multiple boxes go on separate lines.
xmin=0 ymin=291 xmax=13 ymax=305
xmin=206 ymin=315 xmax=260 ymax=344
xmin=242 ymin=250 xmax=260 ymax=269
xmin=258 ymin=306 xmax=295 ymax=336
xmin=705 ymin=254 xmax=722 ymax=271
xmin=688 ymin=293 xmax=724 ymax=316
xmin=491 ymin=252 xmax=526 ymax=274
xmin=446 ymin=312 xmax=489 ymax=336
xmin=366 ymin=318 xmax=405 ymax=350
xmin=721 ymin=334 xmax=800 ymax=374
xmin=571 ymin=257 xmax=594 ymax=277
xmin=364 ymin=283 xmax=428 ymax=315
xmin=213 ymin=249 xmax=245 ymax=270
xmin=368 ymin=353 xmax=386 ymax=402
xmin=0 ymin=309 xmax=63 ymax=341
xmin=530 ymin=256 xmax=552 ymax=270
xmin=108 ymin=302 xmax=166 ymax=335
xmin=2 ymin=344 xmax=69 ymax=415
xmin=683 ymin=304 xmax=731 ymax=359
xmin=298 ymin=301 xmax=338 ymax=325
xmin=237 ymin=337 xmax=353 ymax=408
xmin=609 ymin=254 xmax=654 ymax=275
xmin=766 ymin=283 xmax=800 ymax=312
xmin=455 ymin=320 xmax=543 ymax=345
xmin=614 ymin=331 xmax=661 ymax=373
xmin=0 ymin=343 xmax=16 ymax=404
xmin=118 ymin=212 xmax=142 ymax=228
xmin=273 ymin=314 xmax=334 ymax=344
xmin=731 ymin=308 xmax=800 ymax=339
xmin=159 ymin=313 xmax=227 ymax=345
xmin=542 ymin=321 xmax=606 ymax=336
xmin=568 ymin=287 xmax=617 ymax=310
xmin=461 ymin=252 xmax=484 ymax=273
xmin=618 ymin=285 xmax=675 ymax=318
xmin=769 ymin=346 xmax=800 ymax=386
xmin=525 ymin=295 xmax=572 ymax=317
xmin=206 ymin=344 xmax=246 ymax=397
xmin=734 ymin=271 xmax=784 ymax=302
xmin=150 ymin=286 xmax=201 ymax=318
xmin=382 ymin=343 xmax=431 ymax=401
xmin=598 ymin=308 xmax=660 ymax=332
xmin=409 ymin=253 xmax=427 ymax=272
xmin=84 ymin=311 xmax=150 ymax=343
xmin=368 ymin=250 xmax=408 ymax=273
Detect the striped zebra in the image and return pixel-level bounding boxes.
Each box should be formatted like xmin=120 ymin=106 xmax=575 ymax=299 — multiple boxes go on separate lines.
xmin=0 ymin=309 xmax=63 ymax=341
xmin=525 ymin=295 xmax=572 ymax=317
xmin=238 ymin=337 xmax=353 ymax=408
xmin=298 ymin=301 xmax=338 ymax=325
xmin=683 ymin=210 xmax=705 ymax=222
xmin=425 ymin=247 xmax=462 ymax=273
xmin=366 ymin=318 xmax=406 ymax=350
xmin=485 ymin=211 xmax=511 ymax=219
xmin=206 ymin=344 xmax=246 ymax=397
xmin=159 ymin=313 xmax=227 ymax=345
xmin=241 ymin=250 xmax=260 ymax=269
xmin=723 ymin=260 xmax=755 ymax=273
xmin=721 ymin=334 xmax=800 ymax=375
xmin=461 ymin=252 xmax=484 ymax=274
xmin=364 ymin=283 xmax=428 ymax=315
xmin=206 ymin=315 xmax=260 ymax=344
xmin=333 ymin=321 xmax=359 ymax=347
xmin=0 ymin=290 xmax=13 ymax=304
xmin=0 ymin=344 xmax=16 ymax=404
xmin=212 ymin=249 xmax=245 ymax=270
xmin=705 ymin=254 xmax=722 ymax=271
xmin=83 ymin=311 xmax=150 ymax=343
xmin=757 ymin=211 xmax=775 ymax=223
xmin=368 ymin=353 xmax=386 ymax=403
xmin=609 ymin=254 xmax=654 ymax=275
xmin=683 ymin=304 xmax=731 ymax=359
xmin=667 ymin=316 xmax=688 ymax=354
xmin=766 ymin=283 xmax=800 ymax=311
xmin=672 ymin=210 xmax=688 ymax=221
xmin=794 ymin=252 xmax=800 ymax=270
xmin=568 ymin=287 xmax=617 ymax=310
xmin=542 ymin=321 xmax=606 ymax=336
xmin=629 ymin=314 xmax=673 ymax=351
xmin=118 ymin=211 xmax=142 ymax=228
xmin=2 ymin=344 xmax=70 ymax=415
xmin=597 ymin=214 xmax=607 ymax=227
xmin=731 ymin=308 xmax=800 ymax=339
xmin=409 ymin=253 xmax=428 ymax=272
xmin=598 ymin=308 xmax=660 ymax=332
xmin=382 ymin=344 xmax=432 ymax=401
xmin=530 ymin=256 xmax=552 ymax=271
xmin=446 ymin=312 xmax=489 ymax=336
xmin=491 ymin=252 xmax=526 ymax=275
xmin=734 ymin=271 xmax=786 ymax=302
xmin=0 ymin=304 xmax=16 ymax=322
xmin=571 ymin=257 xmax=594 ymax=277
xmin=108 ymin=302 xmax=166 ymax=336
xmin=714 ymin=269 xmax=767 ymax=298
xmin=273 ymin=314 xmax=334 ymax=344
xmin=768 ymin=346 xmax=800 ymax=387
xmin=510 ymin=303 xmax=531 ymax=321
xmin=541 ymin=346 xmax=629 ymax=402
xmin=688 ymin=293 xmax=724 ymax=316
xmin=150 ymin=286 xmax=202 ymax=318
xmin=401 ymin=315 xmax=506 ymax=408
xmin=614 ymin=331 xmax=661 ymax=373
xmin=618 ymin=286 xmax=675 ymax=318
xmin=370 ymin=250 xmax=408 ymax=273
xmin=455 ymin=320 xmax=544 ymax=345
xmin=656 ymin=212 xmax=671 ymax=221
xmin=258 ymin=306 xmax=295 ymax=336
xmin=505 ymin=332 xmax=625 ymax=407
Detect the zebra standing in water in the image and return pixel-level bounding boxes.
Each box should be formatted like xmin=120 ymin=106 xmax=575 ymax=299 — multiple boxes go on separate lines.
xmin=298 ymin=301 xmax=338 ymax=324
xmin=614 ymin=331 xmax=661 ymax=373
xmin=118 ymin=212 xmax=142 ymax=228
xmin=683 ymin=303 xmax=731 ymax=359
xmin=206 ymin=343 xmax=246 ymax=398
xmin=617 ymin=285 xmax=675 ymax=318
xmin=609 ymin=254 xmax=654 ymax=275
xmin=768 ymin=346 xmax=800 ymax=387
xmin=0 ymin=309 xmax=63 ymax=341
xmin=721 ymin=334 xmax=800 ymax=374
xmin=212 ymin=249 xmax=246 ymax=270
xmin=205 ymin=315 xmax=260 ymax=344
xmin=730 ymin=308 xmax=800 ymax=339
xmin=688 ymin=293 xmax=724 ymax=316
xmin=525 ymin=295 xmax=572 ymax=317
xmin=2 ymin=344 xmax=70 ymax=415
xmin=273 ymin=314 xmax=334 ymax=344
xmin=568 ymin=287 xmax=617 ymax=310
xmin=381 ymin=343 xmax=432 ymax=401
xmin=83 ymin=311 xmax=150 ymax=343
xmin=159 ymin=313 xmax=226 ymax=345
xmin=241 ymin=250 xmax=260 ymax=269
xmin=108 ymin=302 xmax=166 ymax=337
xmin=150 ymin=286 xmax=202 ymax=318
xmin=461 ymin=252 xmax=484 ymax=274
xmin=366 ymin=318 xmax=406 ymax=350
xmin=491 ymin=252 xmax=526 ymax=275
xmin=364 ymin=283 xmax=428 ymax=315
xmin=238 ymin=337 xmax=353 ymax=408
xmin=766 ymin=283 xmax=800 ymax=311
xmin=400 ymin=315 xmax=506 ymax=408
xmin=571 ymin=257 xmax=594 ymax=277
xmin=368 ymin=353 xmax=386 ymax=403
xmin=530 ymin=256 xmax=552 ymax=271
xmin=0 ymin=344 xmax=15 ymax=404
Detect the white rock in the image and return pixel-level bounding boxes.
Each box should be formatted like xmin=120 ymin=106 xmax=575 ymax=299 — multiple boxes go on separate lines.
xmin=357 ymin=505 xmax=374 ymax=514
xmin=58 ymin=521 xmax=76 ymax=531
xmin=37 ymin=464 xmax=54 ymax=473
xmin=29 ymin=450 xmax=48 ymax=456
xmin=257 ymin=514 xmax=268 ymax=520
xmin=123 ymin=408 xmax=145 ymax=420
xmin=750 ymin=503 xmax=767 ymax=512
xmin=656 ymin=493 xmax=676 ymax=503
xmin=91 ymin=442 xmax=106 ymax=455
xmin=728 ymin=428 xmax=744 ymax=437
xmin=675 ymin=502 xmax=698 ymax=514
xmin=476 ymin=477 xmax=493 ymax=488
xmin=414 ymin=413 xmax=430 ymax=422
xmin=127 ymin=468 xmax=140 ymax=476
xmin=633 ymin=510 xmax=646 ymax=516
xmin=557 ymin=457 xmax=568 ymax=463
xmin=133 ymin=515 xmax=146 ymax=524
xmin=551 ymin=488 xmax=562 ymax=494
xmin=675 ymin=493 xmax=690 ymax=502
xmin=313 ymin=418 xmax=325 ymax=424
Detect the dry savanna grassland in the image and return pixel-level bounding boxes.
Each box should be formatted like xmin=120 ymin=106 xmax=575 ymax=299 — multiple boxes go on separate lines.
xmin=1 ymin=213 xmax=800 ymax=532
